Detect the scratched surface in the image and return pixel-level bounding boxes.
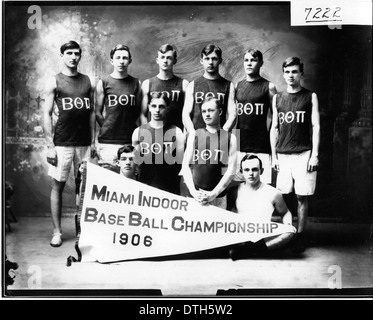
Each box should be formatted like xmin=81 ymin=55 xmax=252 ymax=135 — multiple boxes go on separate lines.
xmin=2 ymin=3 xmax=335 ymax=215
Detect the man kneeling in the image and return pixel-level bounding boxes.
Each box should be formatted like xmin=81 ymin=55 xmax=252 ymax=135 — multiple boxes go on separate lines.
xmin=227 ymin=154 xmax=295 ymax=260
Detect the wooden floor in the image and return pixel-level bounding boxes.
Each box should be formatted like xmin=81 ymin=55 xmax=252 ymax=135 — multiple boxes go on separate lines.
xmin=4 ymin=216 xmax=373 ymax=298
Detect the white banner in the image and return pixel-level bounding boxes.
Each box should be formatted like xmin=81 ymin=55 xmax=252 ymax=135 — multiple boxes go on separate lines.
xmin=78 ymin=163 xmax=296 ymax=263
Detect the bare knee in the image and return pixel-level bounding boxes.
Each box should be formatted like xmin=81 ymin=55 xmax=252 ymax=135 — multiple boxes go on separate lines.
xmin=296 ymin=195 xmax=308 ymax=205
xmin=51 ymin=179 xmax=66 ymax=193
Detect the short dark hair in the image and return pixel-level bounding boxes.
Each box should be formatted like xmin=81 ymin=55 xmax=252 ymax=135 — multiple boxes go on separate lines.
xmin=282 ymin=56 xmax=304 ymax=73
xmin=201 ymin=96 xmax=222 ymax=109
xmin=240 ymin=153 xmax=263 ymax=172
xmin=244 ymin=49 xmax=263 ymax=63
xmin=60 ymin=41 xmax=81 ymax=54
xmin=117 ymin=144 xmax=135 ymax=160
xmin=201 ymin=44 xmax=222 ymax=60
xmin=158 ymin=43 xmax=177 ymax=63
xmin=110 ymin=44 xmax=132 ymax=61
xmin=149 ymin=91 xmax=170 ymax=106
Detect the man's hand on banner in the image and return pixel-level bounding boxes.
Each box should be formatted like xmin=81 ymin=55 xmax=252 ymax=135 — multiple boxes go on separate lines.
xmin=198 ymin=189 xmax=218 ymax=205
xmin=190 ymin=189 xmax=205 ymax=204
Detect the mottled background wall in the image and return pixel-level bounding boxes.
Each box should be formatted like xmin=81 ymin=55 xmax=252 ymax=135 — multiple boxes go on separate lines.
xmin=3 ymin=3 xmax=372 ymax=220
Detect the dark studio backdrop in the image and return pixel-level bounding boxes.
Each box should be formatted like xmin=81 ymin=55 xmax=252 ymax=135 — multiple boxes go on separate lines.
xmin=3 ymin=2 xmax=372 ymax=221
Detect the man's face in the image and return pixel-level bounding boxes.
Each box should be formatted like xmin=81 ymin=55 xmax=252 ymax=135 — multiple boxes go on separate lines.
xmin=156 ymin=50 xmax=176 ymax=71
xmin=119 ymin=151 xmax=137 ymax=178
xmin=241 ymin=158 xmax=262 ymax=185
xmin=149 ymin=98 xmax=167 ymax=121
xmin=243 ymin=53 xmax=262 ymax=76
xmin=110 ymin=50 xmax=131 ymax=72
xmin=61 ymin=49 xmax=81 ymax=68
xmin=283 ymin=65 xmax=302 ymax=86
xmin=200 ymin=51 xmax=221 ymax=74
xmin=201 ymin=100 xmax=221 ymax=126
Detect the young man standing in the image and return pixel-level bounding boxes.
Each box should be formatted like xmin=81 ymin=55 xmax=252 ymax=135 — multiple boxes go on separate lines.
xmin=227 ymin=154 xmax=295 ymax=260
xmin=141 ymin=44 xmax=189 ymax=129
xmin=132 ymin=92 xmax=185 ymax=195
xmin=235 ymin=49 xmax=277 ymax=184
xmin=182 ymin=44 xmax=236 ymax=134
xmin=95 ymin=44 xmax=141 ymax=167
xmin=270 ymin=57 xmax=320 ymax=253
xmin=44 ymin=41 xmax=96 ymax=247
xmin=182 ymin=97 xmax=237 ymax=209
xmin=117 ymin=144 xmax=138 ymax=180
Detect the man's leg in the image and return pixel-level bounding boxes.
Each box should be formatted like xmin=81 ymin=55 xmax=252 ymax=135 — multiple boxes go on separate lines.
xmin=296 ymin=194 xmax=308 ymax=233
xmin=50 ymin=178 xmax=66 ymax=247
xmin=264 ymin=232 xmax=295 ymax=250
xmin=290 ymin=194 xmax=308 ymax=253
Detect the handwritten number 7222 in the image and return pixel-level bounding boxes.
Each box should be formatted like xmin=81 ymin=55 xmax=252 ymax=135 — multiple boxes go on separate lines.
xmin=305 ymin=7 xmax=341 ymax=21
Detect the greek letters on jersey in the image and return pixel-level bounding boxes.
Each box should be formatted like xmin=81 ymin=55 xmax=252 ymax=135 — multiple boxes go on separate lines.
xmin=98 ymin=75 xmax=140 ymax=144
xmin=148 ymin=76 xmax=184 ymax=129
xmin=54 ymin=72 xmax=92 ymax=146
xmin=137 ymin=123 xmax=181 ymax=194
xmin=275 ymin=87 xmax=313 ymax=154
xmin=191 ymin=128 xmax=231 ymax=197
xmin=236 ymin=77 xmax=271 ymax=153
xmin=192 ymin=76 xmax=231 ymax=129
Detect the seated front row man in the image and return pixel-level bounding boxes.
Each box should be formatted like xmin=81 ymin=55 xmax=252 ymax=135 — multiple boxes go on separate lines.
xmin=227 ymin=154 xmax=295 ymax=260
xmin=117 ymin=144 xmax=138 ymax=180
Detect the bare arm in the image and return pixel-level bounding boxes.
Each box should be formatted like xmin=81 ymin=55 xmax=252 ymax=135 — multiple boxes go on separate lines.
xmin=89 ymin=82 xmax=97 ymax=157
xmin=43 ymin=76 xmax=57 ymax=148
xmin=94 ymin=79 xmax=105 ymax=127
xmin=182 ymin=81 xmax=195 ymax=134
xmin=131 ymin=127 xmax=141 ymax=166
xmin=175 ymin=127 xmax=186 ymax=165
xmin=270 ymin=94 xmax=279 ymax=171
xmin=222 ymin=82 xmax=237 ymax=131
xmin=182 ymin=79 xmax=189 ymax=93
xmin=131 ymin=127 xmax=140 ymax=150
xmin=267 ymin=82 xmax=277 ymax=130
xmin=140 ymin=79 xmax=150 ymax=125
xmin=308 ymin=92 xmax=320 ymax=171
xmin=273 ymin=191 xmax=292 ymax=225
xmin=135 ymin=80 xmax=142 ymax=126
xmin=43 ymin=76 xmax=58 ymax=165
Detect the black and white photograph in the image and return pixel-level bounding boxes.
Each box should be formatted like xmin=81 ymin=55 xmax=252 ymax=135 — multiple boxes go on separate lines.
xmin=2 ymin=0 xmax=372 ymax=303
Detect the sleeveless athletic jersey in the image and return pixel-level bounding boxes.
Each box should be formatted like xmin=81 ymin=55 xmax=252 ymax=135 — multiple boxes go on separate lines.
xmin=236 ymin=77 xmax=271 ymax=153
xmin=192 ymin=76 xmax=231 ymax=130
xmin=275 ymin=87 xmax=313 ymax=154
xmin=191 ymin=128 xmax=231 ymax=197
xmin=54 ymin=72 xmax=92 ymax=146
xmin=148 ymin=76 xmax=184 ymax=130
xmin=235 ymin=183 xmax=275 ymax=221
xmin=98 ymin=75 xmax=140 ymax=144
xmin=137 ymin=123 xmax=181 ymax=194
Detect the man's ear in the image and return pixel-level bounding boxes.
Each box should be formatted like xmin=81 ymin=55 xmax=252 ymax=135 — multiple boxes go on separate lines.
xmin=260 ymin=168 xmax=264 ymax=175
xmin=219 ymin=108 xmax=223 ymax=116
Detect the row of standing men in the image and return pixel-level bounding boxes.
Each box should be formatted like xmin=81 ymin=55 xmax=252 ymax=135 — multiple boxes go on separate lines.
xmin=44 ymin=41 xmax=320 ymax=255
